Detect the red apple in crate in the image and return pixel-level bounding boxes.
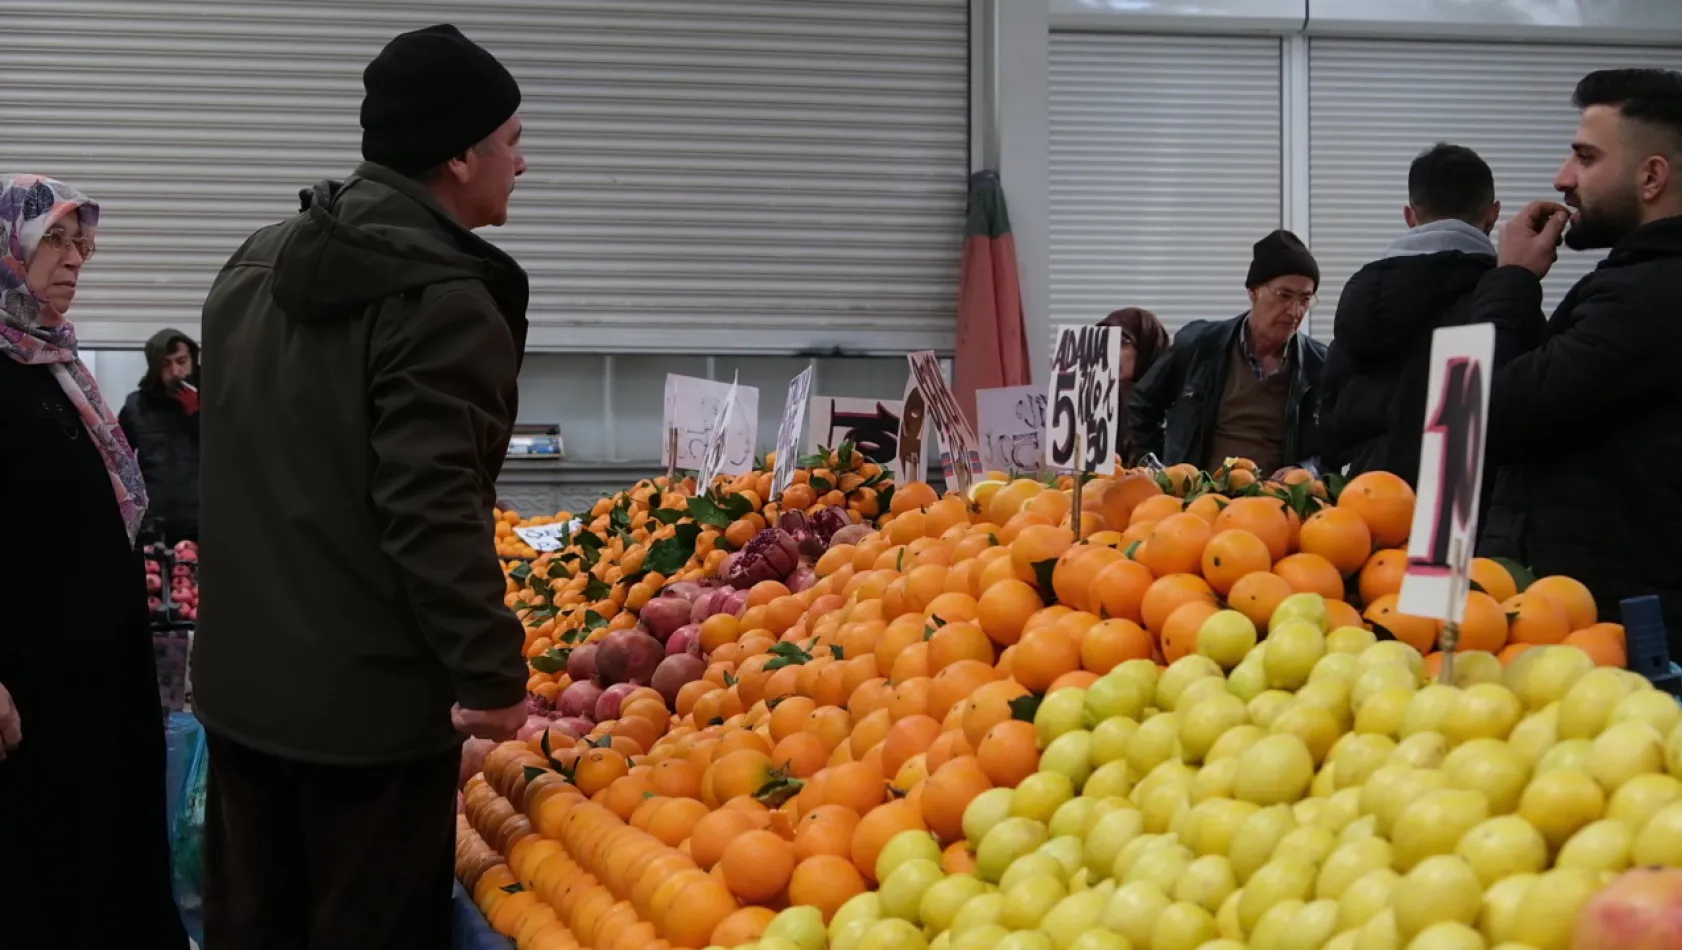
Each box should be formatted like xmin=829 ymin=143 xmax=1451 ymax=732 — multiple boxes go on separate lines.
xmin=1573 ymin=867 xmax=1682 ymax=949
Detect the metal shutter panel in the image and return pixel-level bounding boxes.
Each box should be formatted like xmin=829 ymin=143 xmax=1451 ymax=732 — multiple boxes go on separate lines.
xmin=3 ymin=0 xmax=969 ymax=354
xmin=1049 ymin=33 xmax=1284 ymax=337
xmin=1309 ymin=38 xmax=1682 ymax=321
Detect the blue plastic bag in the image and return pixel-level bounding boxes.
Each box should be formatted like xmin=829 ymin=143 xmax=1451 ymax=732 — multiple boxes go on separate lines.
xmin=165 ymin=712 xmax=207 ymax=944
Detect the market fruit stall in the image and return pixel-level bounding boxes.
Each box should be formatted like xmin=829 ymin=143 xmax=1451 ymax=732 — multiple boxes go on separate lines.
xmin=456 ymin=453 xmax=1676 ymax=950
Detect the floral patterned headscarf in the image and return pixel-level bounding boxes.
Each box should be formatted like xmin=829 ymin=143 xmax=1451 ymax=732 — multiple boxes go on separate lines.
xmin=0 ymin=174 xmax=147 ymax=544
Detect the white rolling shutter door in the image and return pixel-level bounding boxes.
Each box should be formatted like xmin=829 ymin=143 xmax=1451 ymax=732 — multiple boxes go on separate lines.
xmin=1309 ymin=38 xmax=1682 ymax=321
xmin=1049 ymin=34 xmax=1283 ymax=337
xmin=2 ymin=0 xmax=969 ymax=354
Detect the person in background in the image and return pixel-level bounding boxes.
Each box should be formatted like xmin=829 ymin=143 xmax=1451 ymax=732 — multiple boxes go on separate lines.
xmin=1097 ymin=307 xmax=1170 ymax=465
xmin=1320 ymin=143 xmax=1510 ymax=487
xmin=119 ymin=328 xmax=201 ymax=544
xmin=1471 ymin=67 xmax=1682 ymax=645
xmin=193 ymin=24 xmax=531 ymax=949
xmin=0 ymin=174 xmax=188 ymax=948
xmin=1129 ymin=230 xmax=1329 ymax=475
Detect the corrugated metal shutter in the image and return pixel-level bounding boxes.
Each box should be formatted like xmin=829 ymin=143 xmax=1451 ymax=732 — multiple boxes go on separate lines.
xmin=1049 ymin=33 xmax=1283 ymax=337
xmin=1309 ymin=38 xmax=1682 ymax=321
xmin=3 ymin=0 xmax=969 ymax=355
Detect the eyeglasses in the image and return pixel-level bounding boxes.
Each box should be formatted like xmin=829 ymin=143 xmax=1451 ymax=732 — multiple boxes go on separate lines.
xmin=1269 ymin=287 xmax=1316 ymax=310
xmin=39 ymin=229 xmax=96 ymax=260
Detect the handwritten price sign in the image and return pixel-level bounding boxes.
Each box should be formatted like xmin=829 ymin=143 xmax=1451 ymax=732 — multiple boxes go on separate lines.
xmin=1045 ymin=325 xmax=1120 ymax=475
xmin=976 ymin=385 xmax=1046 ymax=473
xmin=771 ymin=367 xmax=815 ymax=500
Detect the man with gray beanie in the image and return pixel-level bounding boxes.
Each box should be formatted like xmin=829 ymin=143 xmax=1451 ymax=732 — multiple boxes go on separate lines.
xmin=1130 ymin=229 xmax=1330 ymax=474
xmin=193 ymin=24 xmax=530 ymax=948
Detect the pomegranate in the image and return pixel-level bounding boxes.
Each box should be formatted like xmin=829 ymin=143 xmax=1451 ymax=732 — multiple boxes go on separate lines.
xmin=1573 ymin=867 xmax=1682 ymax=950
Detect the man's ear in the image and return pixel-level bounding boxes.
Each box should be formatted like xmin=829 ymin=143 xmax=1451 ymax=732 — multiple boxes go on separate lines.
xmin=1403 ymin=205 xmax=1420 ymax=229
xmin=1483 ymin=201 xmax=1502 ymax=235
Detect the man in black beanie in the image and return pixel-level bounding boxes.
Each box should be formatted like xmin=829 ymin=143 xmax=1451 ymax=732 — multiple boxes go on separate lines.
xmin=1130 ymin=229 xmax=1330 ymax=475
xmin=194 ymin=23 xmax=530 ymax=949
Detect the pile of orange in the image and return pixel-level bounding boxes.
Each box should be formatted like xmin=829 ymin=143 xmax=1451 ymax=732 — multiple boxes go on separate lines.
xmin=460 ymin=456 xmax=1621 ymax=949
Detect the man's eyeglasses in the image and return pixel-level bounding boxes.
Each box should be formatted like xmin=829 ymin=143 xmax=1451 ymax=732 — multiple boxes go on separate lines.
xmin=1270 ymin=287 xmax=1316 ymax=310
xmin=39 ymin=229 xmax=96 ymax=260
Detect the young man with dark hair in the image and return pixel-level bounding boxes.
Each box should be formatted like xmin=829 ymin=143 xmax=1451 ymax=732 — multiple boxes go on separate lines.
xmin=1473 ymin=67 xmax=1682 ymax=650
xmin=1320 ymin=142 xmax=1512 ymax=484
xmin=194 ymin=24 xmax=531 ymax=949
xmin=119 ymin=327 xmax=201 ymax=544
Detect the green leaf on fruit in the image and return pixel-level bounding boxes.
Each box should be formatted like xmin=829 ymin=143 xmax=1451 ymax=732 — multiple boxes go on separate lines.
xmin=530 ymin=647 xmax=571 ymax=675
xmin=1491 ymin=557 xmax=1536 ymax=593
xmin=810 ymin=475 xmax=835 ymax=495
xmin=829 ymin=644 xmax=844 ymax=660
xmin=583 ymin=576 xmax=611 ymax=602
xmin=1153 ymin=471 xmax=1175 ymax=493
xmin=720 ymin=492 xmax=755 ymax=520
xmin=582 ymin=610 xmax=609 ymax=633
xmin=764 ymin=641 xmax=814 ymax=671
xmin=1124 ymin=540 xmax=1142 ymax=560
xmin=523 ymin=765 xmax=550 ymax=784
xmin=754 ymin=774 xmax=804 ymax=809
xmin=707 ymin=716 xmax=726 ymax=726
xmin=1031 ymin=558 xmax=1059 ymax=603
xmin=509 ymin=562 xmax=533 ymax=583
xmin=501 ymin=883 xmax=525 ymax=894
xmin=988 ymin=533 xmax=1000 ymax=547
xmin=723 ymin=670 xmax=738 ymax=687
xmin=876 ymin=485 xmax=896 ymax=514
xmin=1008 ymin=693 xmax=1044 ymax=723
xmin=896 ymin=547 xmax=905 ymax=572
xmin=1322 ymin=471 xmax=1349 ymax=503
xmin=685 ymin=494 xmax=731 ymax=528
xmin=610 ymin=502 xmax=633 ymax=533
xmin=590 ymin=734 xmax=613 ymax=749
xmin=645 ymin=522 xmax=703 ymax=575
xmin=652 ymin=507 xmax=686 ymax=525
xmin=798 ymin=450 xmax=828 ymax=468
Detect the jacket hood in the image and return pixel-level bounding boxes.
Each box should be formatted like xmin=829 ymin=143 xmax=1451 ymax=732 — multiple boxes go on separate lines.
xmin=141 ymin=327 xmax=199 ymax=390
xmin=1380 ymin=219 xmax=1496 ymax=260
xmin=1330 ymin=249 xmax=1495 ymax=361
xmin=272 ymin=163 xmax=524 ymax=326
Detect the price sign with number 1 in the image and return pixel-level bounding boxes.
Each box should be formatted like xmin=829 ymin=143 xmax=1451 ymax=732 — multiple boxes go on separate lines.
xmin=1398 ymin=324 xmax=1494 ymax=626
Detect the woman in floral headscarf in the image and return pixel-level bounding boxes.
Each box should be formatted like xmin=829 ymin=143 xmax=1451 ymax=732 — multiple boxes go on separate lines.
xmin=0 ymin=175 xmax=188 ymax=947
xmin=1099 ymin=307 xmax=1172 ymax=464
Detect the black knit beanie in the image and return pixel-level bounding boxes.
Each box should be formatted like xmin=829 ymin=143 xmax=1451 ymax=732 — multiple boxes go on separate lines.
xmin=360 ymin=24 xmax=522 ymax=176
xmin=1245 ymin=229 xmax=1320 ymax=289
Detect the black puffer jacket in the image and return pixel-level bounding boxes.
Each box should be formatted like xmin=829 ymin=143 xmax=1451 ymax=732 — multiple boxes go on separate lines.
xmin=118 ymin=328 xmax=200 ymax=543
xmin=1321 ymin=245 xmax=1500 ymax=484
xmin=1128 ymin=314 xmax=1328 ymax=470
xmin=1475 ymin=215 xmax=1682 ymax=646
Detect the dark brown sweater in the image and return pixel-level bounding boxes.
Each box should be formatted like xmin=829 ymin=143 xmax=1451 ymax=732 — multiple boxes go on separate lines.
xmin=1205 ymin=343 xmax=1290 ymax=473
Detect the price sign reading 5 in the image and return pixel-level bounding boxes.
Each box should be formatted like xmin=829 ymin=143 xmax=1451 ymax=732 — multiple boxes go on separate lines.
xmin=1044 ymin=325 xmax=1121 ymax=475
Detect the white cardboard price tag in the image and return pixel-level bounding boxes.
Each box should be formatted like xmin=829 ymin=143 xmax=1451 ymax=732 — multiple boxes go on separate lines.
xmin=1045 ymin=325 xmax=1121 ymax=475
xmin=976 ymin=385 xmax=1046 ymax=474
xmin=906 ymin=351 xmax=983 ymax=493
xmin=806 ymin=396 xmax=903 ymax=465
xmin=662 ymin=374 xmax=759 ymax=478
xmin=771 ymin=367 xmax=815 ymax=499
xmin=512 ymin=519 xmax=584 ymax=553
xmin=1398 ymin=324 xmax=1494 ymax=624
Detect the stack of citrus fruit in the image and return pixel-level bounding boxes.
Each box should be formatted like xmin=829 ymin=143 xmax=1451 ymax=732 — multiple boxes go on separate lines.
xmin=462 ymin=455 xmax=1643 ymax=950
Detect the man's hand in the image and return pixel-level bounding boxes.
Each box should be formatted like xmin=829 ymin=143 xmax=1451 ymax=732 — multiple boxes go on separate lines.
xmin=1498 ymin=200 xmax=1571 ymax=278
xmin=451 ymin=701 xmax=527 ymax=742
xmin=0 ymin=681 xmax=20 ymax=761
